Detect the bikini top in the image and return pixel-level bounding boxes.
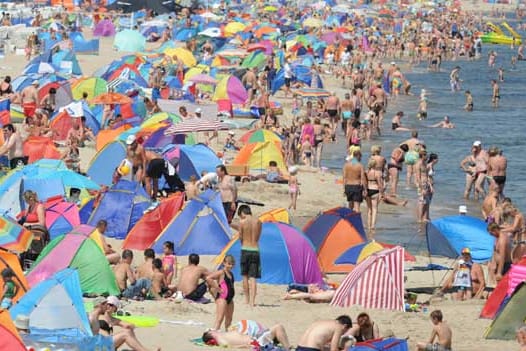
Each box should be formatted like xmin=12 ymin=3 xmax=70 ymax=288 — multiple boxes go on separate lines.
xmin=99 ymin=320 xmax=113 ymax=335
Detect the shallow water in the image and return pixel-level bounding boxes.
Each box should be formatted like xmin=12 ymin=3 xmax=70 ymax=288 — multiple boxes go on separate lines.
xmin=321 ymin=34 xmax=526 ymax=252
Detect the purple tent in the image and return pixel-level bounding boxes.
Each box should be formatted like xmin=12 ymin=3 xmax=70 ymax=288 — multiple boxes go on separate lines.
xmin=93 ymin=19 xmax=116 ymax=37
xmin=220 ymin=222 xmax=323 ymax=285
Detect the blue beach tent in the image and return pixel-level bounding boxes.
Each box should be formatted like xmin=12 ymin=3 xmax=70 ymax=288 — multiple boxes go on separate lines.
xmin=426 ymin=215 xmax=495 ymax=263
xmin=87 ymin=180 xmax=151 ymax=239
xmin=152 ymin=190 xmax=231 ymax=255
xmin=86 ymin=141 xmax=127 ymax=186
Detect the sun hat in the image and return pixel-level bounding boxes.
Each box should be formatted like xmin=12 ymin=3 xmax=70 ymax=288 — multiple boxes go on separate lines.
xmin=106 ymin=295 xmax=121 ymax=309
xmin=459 ymin=205 xmax=467 ymax=213
xmin=92 ymin=296 xmax=107 ymax=307
xmin=195 ymin=108 xmax=202 ymax=114
xmin=14 ymin=315 xmax=30 ymax=330
xmin=126 ymin=134 xmax=136 ymax=145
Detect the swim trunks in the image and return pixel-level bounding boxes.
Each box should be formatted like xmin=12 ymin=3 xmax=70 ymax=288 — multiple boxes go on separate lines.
xmin=146 ymin=158 xmax=166 ymax=179
xmin=342 ymin=111 xmax=352 ymax=120
xmin=185 ymin=282 xmax=208 ymax=301
xmin=345 ymin=184 xmax=363 ymax=203
xmin=392 ymin=123 xmax=400 ymax=130
xmin=367 ymin=189 xmax=380 ymax=197
xmin=241 ymin=249 xmax=261 ymax=278
xmin=425 ymin=343 xmax=451 ymax=351
xmin=327 ymin=109 xmax=338 ymax=118
xmin=23 ymin=102 xmax=37 ymax=118
xmin=492 ymin=175 xmax=506 ymax=185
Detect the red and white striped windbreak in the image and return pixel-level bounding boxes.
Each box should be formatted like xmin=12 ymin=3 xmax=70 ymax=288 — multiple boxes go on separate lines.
xmin=164 ymin=118 xmax=228 ymax=135
xmin=330 ymin=246 xmax=405 ymax=311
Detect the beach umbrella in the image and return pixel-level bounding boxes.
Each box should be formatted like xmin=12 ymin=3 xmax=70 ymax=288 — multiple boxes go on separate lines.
xmin=303 ymin=17 xmax=323 ymax=28
xmin=0 ymin=215 xmax=33 ymax=252
xmin=213 ymin=75 xmax=248 ymax=104
xmin=35 ymin=169 xmax=100 ymax=190
xmin=200 ymin=12 xmax=221 ymax=20
xmin=239 ymin=129 xmax=281 ymax=144
xmin=241 ymin=51 xmax=267 ymax=69
xmin=113 ymin=29 xmax=146 ymax=52
xmin=23 ymin=62 xmax=59 ymax=75
xmin=90 ymin=92 xmax=133 ymax=105
xmin=295 ymin=88 xmax=330 ymax=98
xmin=164 ymin=47 xmax=197 ymax=67
xmin=141 ymin=112 xmax=182 ymax=128
xmin=164 ymin=118 xmax=228 ymax=135
xmin=93 ymin=19 xmax=116 ymax=37
xmin=72 ymin=77 xmax=108 ymax=100
xmin=187 ymin=73 xmax=217 ymax=85
xmin=38 ymin=81 xmax=73 ymax=111
xmin=263 ymin=5 xmax=278 ymax=11
xmin=224 ymin=22 xmax=246 ymax=36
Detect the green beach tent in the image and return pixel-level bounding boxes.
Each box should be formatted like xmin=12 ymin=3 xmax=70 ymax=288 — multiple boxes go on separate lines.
xmin=485 ymin=282 xmax=526 ymax=340
xmin=26 ymin=225 xmax=120 ymax=296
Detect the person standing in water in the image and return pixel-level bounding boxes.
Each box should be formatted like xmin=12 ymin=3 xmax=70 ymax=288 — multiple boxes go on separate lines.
xmin=464 ymin=90 xmax=473 ymax=111
xmin=491 ymin=80 xmax=500 ymax=108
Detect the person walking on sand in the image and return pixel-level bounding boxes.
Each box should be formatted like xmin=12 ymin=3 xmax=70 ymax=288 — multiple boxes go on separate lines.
xmin=288 ymin=166 xmax=300 ymax=211
xmin=343 ymin=150 xmax=366 ymax=212
xmin=297 ymin=315 xmax=353 ymax=351
xmin=238 ymin=205 xmax=262 ymax=307
xmin=207 ymin=255 xmax=236 ymax=331
xmin=416 ymin=310 xmax=452 ymax=351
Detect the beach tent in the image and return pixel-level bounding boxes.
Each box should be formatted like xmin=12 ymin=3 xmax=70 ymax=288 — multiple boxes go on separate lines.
xmin=162 ymin=143 xmax=222 ymax=181
xmin=70 ymin=32 xmax=100 ymax=55
xmin=52 ymin=49 xmax=82 ymax=76
xmin=114 ymin=30 xmax=146 ymax=53
xmin=93 ymin=19 xmax=116 ymax=37
xmin=122 ymin=193 xmax=185 ymax=250
xmin=151 ymin=190 xmax=231 ymax=255
xmin=481 ymin=256 xmax=526 ymax=319
xmin=331 ymin=247 xmax=405 ymax=311
xmin=216 ymin=222 xmax=323 ymax=285
xmin=26 ymin=227 xmax=120 ymax=296
xmin=0 ymin=310 xmax=26 ymax=351
xmin=72 ymin=77 xmax=108 ymax=100
xmin=426 ymin=215 xmax=494 ymax=262
xmin=87 ymin=180 xmax=151 ymax=239
xmin=45 ymin=200 xmax=81 ymax=240
xmin=10 ymin=268 xmax=114 ymax=350
xmin=23 ymin=136 xmax=61 ymax=163
xmin=303 ymin=207 xmax=367 ymax=273
xmin=485 ymin=282 xmax=526 ymax=340
xmin=350 ymin=338 xmax=409 ymax=351
xmin=259 ymin=208 xmax=290 ymax=223
xmin=50 ymin=101 xmax=100 ymax=141
xmin=107 ymin=0 xmax=176 ymax=14
xmin=0 ymin=251 xmax=28 ymax=304
xmin=86 ymin=141 xmax=127 ymax=186
xmin=232 ymin=141 xmax=285 ymax=173
xmin=37 ymin=80 xmax=73 ymax=111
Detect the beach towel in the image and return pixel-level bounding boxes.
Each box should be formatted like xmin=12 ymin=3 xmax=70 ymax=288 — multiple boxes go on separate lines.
xmin=406 ymin=264 xmax=451 ymax=271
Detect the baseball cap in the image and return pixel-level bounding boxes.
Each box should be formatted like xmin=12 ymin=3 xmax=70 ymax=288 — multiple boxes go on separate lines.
xmin=126 ymin=134 xmax=136 ymax=145
xmin=458 ymin=259 xmax=466 ymax=265
xmin=228 ymin=131 xmax=235 ymax=135
xmin=458 ymin=205 xmax=467 ymax=213
xmin=473 ymin=140 xmax=482 ymax=147
xmin=461 ymin=247 xmax=471 ymax=255
xmin=106 ymin=295 xmax=121 ymax=308
xmin=195 ymin=108 xmax=202 ymax=114
xmin=32 ymin=80 xmax=39 ymax=85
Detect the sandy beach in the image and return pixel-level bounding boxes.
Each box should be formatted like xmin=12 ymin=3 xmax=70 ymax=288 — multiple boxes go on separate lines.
xmin=1 ymin=1 xmax=522 ymax=350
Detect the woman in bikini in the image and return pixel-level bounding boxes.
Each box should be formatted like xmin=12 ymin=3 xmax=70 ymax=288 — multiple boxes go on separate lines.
xmin=312 ymin=118 xmax=324 ymax=169
xmin=387 ymin=144 xmax=408 ymax=196
xmin=365 ymin=159 xmax=384 ymax=233
xmin=460 ymin=148 xmax=478 ymax=199
xmin=288 ymin=166 xmax=300 ymax=210
xmin=207 ymin=255 xmax=236 ymax=331
xmin=501 ymin=206 xmax=526 ymax=262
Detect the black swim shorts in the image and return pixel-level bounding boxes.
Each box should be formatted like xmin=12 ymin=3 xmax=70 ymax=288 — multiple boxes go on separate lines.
xmin=241 ymin=250 xmax=261 ymax=278
xmin=185 ymin=282 xmax=208 ymax=301
xmin=146 ymin=158 xmax=166 ymax=179
xmin=345 ymin=184 xmax=363 ymax=203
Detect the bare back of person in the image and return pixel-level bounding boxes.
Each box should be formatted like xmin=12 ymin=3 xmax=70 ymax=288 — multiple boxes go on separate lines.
xmin=114 ymin=262 xmax=130 ymax=291
xmin=216 ymin=331 xmax=252 ymax=347
xmin=434 ymin=322 xmax=452 ymax=349
xmin=178 ymin=265 xmax=206 ymax=296
xmin=137 ymin=261 xmax=154 ymax=280
xmin=343 ymin=162 xmax=364 ymax=186
xmin=298 ymin=320 xmax=340 ymax=350
xmin=239 ymin=216 xmax=262 ymax=250
xmin=488 ymin=154 xmax=507 ymax=177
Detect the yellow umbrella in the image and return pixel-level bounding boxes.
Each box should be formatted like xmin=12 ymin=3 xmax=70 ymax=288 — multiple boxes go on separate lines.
xmin=164 ymin=47 xmax=197 ymax=67
xmin=183 ymin=65 xmax=209 ymax=83
xmin=224 ymin=22 xmax=246 ymax=36
xmin=303 ymin=17 xmax=323 ymax=28
xmin=264 ymin=5 xmax=278 ymax=11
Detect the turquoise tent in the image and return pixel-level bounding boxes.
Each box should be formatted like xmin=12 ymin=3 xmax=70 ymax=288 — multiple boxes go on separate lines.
xmin=151 ymin=190 xmax=231 ymax=255
xmin=52 ymin=49 xmax=82 ymax=76
xmin=114 ymin=29 xmax=146 ymax=52
xmin=10 ymin=268 xmax=113 ymax=350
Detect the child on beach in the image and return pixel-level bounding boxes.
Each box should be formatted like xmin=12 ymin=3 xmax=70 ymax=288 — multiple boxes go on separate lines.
xmin=1 ymin=268 xmax=18 ymax=309
xmin=288 ymin=166 xmax=300 ymax=210
xmin=416 ymin=310 xmax=452 ymax=351
xmin=207 ymin=255 xmax=235 ymax=331
xmin=162 ymin=241 xmax=177 ymax=285
xmin=185 ymin=175 xmax=199 ymax=200
xmin=301 ymin=135 xmax=313 ymax=167
xmin=452 ymin=259 xmax=472 ymax=300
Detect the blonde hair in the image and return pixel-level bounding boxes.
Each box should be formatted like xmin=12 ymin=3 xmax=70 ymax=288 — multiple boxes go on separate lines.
xmin=367 ymin=159 xmax=376 ymax=169
xmin=371 ymin=145 xmax=381 ymax=155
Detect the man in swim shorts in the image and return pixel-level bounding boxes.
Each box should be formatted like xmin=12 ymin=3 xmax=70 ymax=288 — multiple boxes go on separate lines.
xmin=144 ymin=151 xmax=185 ymax=202
xmin=297 ymin=315 xmax=353 ymax=351
xmin=343 ymin=150 xmax=366 ymax=212
xmin=178 ymin=254 xmax=210 ymax=302
xmin=238 ymin=205 xmax=262 ymax=307
xmin=21 ymin=80 xmax=39 ymax=118
xmin=416 ymin=310 xmax=452 ymax=351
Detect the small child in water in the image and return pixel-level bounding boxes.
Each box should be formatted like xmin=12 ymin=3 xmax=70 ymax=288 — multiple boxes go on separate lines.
xmin=1 ymin=268 xmax=19 ymax=309
xmin=288 ymin=166 xmax=300 ymax=210
xmin=161 ymin=241 xmax=177 ymax=285
xmin=207 ymin=255 xmax=235 ymax=331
